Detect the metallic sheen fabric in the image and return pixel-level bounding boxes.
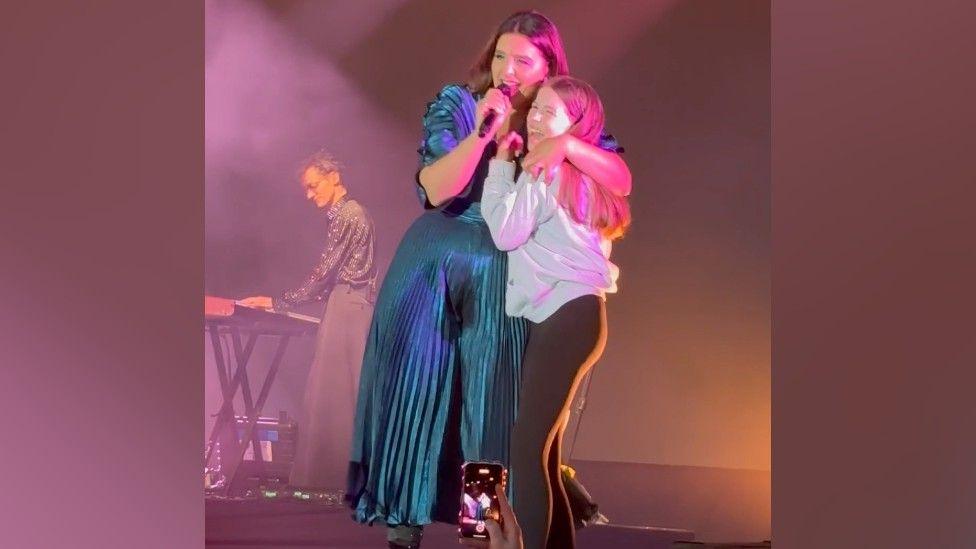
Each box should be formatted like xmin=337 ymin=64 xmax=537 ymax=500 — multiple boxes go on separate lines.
xmin=347 ymin=84 xmax=529 ymax=526
xmin=347 ymin=83 xmax=623 ymax=528
xmin=274 ymin=197 xmax=377 ymax=310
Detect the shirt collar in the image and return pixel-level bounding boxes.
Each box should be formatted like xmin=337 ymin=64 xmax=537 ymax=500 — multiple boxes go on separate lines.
xmin=326 ymin=196 xmax=348 ymax=221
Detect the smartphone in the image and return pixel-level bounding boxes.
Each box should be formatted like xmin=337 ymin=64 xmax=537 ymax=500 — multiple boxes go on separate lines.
xmin=458 ymin=461 xmax=507 ymax=540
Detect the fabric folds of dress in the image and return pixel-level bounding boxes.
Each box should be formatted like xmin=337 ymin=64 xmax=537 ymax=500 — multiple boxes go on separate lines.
xmin=347 ymin=84 xmax=528 ymax=526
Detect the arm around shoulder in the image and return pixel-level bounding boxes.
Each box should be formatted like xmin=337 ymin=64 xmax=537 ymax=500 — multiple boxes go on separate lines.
xmin=564 ymin=134 xmax=632 ymax=197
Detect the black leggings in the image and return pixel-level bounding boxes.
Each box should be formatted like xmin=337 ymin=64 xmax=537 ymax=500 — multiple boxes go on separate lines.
xmin=510 ymin=295 xmax=607 ymax=549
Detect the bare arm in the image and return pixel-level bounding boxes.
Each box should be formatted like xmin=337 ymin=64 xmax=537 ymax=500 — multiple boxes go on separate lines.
xmin=419 ymin=87 xmax=512 ymax=207
xmin=418 ymin=131 xmax=493 ymax=207
xmin=565 ymin=134 xmax=632 ymax=196
xmin=523 ymin=133 xmax=632 ymax=197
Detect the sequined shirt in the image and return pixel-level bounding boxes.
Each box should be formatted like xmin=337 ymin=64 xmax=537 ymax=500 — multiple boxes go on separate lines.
xmin=273 ymin=196 xmax=377 ymax=311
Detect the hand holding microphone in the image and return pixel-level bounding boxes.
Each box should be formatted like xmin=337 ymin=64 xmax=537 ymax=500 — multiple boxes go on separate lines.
xmin=477 ymin=84 xmax=515 ymax=138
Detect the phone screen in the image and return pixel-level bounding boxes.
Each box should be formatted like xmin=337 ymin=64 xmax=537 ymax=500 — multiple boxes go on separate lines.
xmin=458 ymin=461 xmax=506 ymax=539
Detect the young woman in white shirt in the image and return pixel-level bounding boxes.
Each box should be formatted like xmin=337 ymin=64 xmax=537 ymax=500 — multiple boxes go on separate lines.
xmin=482 ymin=75 xmax=631 ymax=549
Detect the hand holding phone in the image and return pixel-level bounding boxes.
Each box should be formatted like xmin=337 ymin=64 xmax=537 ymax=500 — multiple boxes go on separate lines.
xmin=480 ymin=483 xmax=523 ymax=549
xmin=459 ymin=462 xmax=507 ymax=542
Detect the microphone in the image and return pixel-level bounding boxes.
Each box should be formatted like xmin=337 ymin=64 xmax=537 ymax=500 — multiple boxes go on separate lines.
xmin=477 ymin=84 xmax=515 ymax=138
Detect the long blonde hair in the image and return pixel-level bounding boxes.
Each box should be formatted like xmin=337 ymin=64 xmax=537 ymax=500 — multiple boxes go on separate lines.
xmin=545 ymin=76 xmax=630 ymax=240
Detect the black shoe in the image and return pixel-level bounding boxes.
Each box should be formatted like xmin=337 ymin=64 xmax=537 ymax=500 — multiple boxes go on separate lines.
xmin=387 ymin=525 xmax=423 ymax=548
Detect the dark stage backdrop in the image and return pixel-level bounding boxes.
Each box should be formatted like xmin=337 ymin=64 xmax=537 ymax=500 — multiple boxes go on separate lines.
xmin=205 ymin=0 xmax=769 ymax=534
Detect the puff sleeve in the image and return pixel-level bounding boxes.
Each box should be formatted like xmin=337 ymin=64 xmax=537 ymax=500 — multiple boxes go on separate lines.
xmin=414 ymin=84 xmax=478 ymax=208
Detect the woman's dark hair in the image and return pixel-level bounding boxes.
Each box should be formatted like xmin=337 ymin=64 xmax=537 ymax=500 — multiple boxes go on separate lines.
xmin=466 ymin=11 xmax=570 ymax=94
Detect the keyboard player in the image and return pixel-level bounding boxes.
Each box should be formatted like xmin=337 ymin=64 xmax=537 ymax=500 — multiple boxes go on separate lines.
xmin=240 ymin=150 xmax=376 ymax=494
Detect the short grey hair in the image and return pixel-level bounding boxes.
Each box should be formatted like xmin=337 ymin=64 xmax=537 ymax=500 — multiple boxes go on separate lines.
xmin=300 ymin=148 xmax=342 ymax=178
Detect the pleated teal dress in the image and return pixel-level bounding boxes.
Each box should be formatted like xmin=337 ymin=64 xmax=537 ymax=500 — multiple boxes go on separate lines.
xmin=347 ymin=84 xmax=529 ymax=526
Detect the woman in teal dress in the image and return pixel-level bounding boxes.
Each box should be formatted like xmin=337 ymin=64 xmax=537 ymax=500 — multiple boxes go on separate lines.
xmin=346 ymin=11 xmax=631 ymax=548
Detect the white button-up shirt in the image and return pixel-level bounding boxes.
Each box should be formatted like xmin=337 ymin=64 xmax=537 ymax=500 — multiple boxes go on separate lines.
xmin=482 ymin=159 xmax=619 ymax=323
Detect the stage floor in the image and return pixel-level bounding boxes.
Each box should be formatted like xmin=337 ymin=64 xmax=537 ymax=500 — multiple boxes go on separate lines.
xmin=205 ymin=497 xmax=693 ymax=548
xmin=206 ymin=458 xmax=772 ymax=547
